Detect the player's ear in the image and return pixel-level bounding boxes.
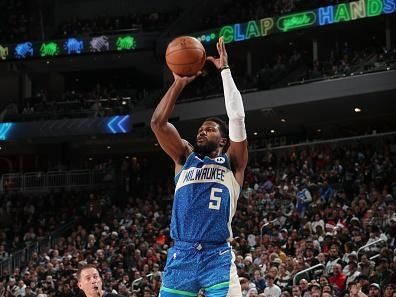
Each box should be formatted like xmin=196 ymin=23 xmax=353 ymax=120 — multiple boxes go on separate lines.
xmin=220 ymin=137 xmax=227 ymax=148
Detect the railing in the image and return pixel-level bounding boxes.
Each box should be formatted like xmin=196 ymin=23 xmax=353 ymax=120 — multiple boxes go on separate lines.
xmin=1 ymin=169 xmax=113 ymax=193
xmin=370 ymin=254 xmax=380 ymax=261
xmin=0 ymin=220 xmax=75 ymax=276
xmin=131 ymin=273 xmax=154 ymax=291
xmin=293 ymin=264 xmax=325 ymax=286
xmin=357 ymin=238 xmax=387 ymax=255
xmin=260 ymin=219 xmax=278 ymax=245
xmin=251 ymin=131 xmax=396 ymax=153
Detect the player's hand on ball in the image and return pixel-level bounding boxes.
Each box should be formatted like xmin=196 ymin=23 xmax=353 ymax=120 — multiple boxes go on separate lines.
xmin=173 ymin=71 xmax=202 ymax=86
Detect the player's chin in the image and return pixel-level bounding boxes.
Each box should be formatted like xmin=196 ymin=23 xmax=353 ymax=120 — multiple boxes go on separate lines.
xmin=196 ymin=140 xmax=206 ymax=146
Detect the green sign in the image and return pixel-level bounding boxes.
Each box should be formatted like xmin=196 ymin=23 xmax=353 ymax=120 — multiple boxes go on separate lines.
xmin=40 ymin=42 xmax=60 ymax=57
xmin=197 ymin=0 xmax=396 ymax=44
xmin=116 ymin=36 xmax=136 ymax=51
xmin=277 ymin=12 xmax=317 ymax=32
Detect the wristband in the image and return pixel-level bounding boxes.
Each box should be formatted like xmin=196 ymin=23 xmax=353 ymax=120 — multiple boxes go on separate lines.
xmin=220 ymin=65 xmax=230 ymax=72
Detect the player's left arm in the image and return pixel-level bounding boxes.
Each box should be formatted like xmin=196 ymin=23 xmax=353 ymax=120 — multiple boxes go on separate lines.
xmin=207 ymin=37 xmax=248 ymax=186
xmin=222 ymin=68 xmax=248 ymax=187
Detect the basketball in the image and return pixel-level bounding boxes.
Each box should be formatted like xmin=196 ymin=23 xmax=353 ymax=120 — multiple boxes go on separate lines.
xmin=165 ymin=36 xmax=206 ymax=77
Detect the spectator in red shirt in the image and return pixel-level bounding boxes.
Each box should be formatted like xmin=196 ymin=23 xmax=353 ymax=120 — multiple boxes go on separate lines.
xmin=329 ymin=263 xmax=347 ymax=292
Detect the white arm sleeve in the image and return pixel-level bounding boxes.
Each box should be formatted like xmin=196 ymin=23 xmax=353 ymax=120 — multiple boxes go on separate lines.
xmin=221 ymin=68 xmax=247 ymax=142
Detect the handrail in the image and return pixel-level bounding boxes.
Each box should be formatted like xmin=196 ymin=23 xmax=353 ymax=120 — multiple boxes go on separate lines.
xmin=0 ymin=220 xmax=75 ymax=276
xmin=0 ymin=169 xmax=112 ymax=193
xmin=293 ymin=264 xmax=325 ymax=286
xmin=251 ymin=131 xmax=396 ymax=153
xmin=131 ymin=273 xmax=153 ymax=290
xmin=357 ymin=238 xmax=386 ymax=255
xmin=260 ymin=219 xmax=278 ymax=245
xmin=370 ymin=254 xmax=380 ymax=261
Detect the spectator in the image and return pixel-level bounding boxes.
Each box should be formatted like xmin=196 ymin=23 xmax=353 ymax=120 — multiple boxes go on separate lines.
xmin=77 ymin=264 xmax=124 ymax=297
xmin=263 ymin=274 xmax=281 ymax=297
xmin=346 ymin=261 xmax=361 ymax=287
xmin=383 ymin=284 xmax=395 ymax=297
xmin=359 ymin=254 xmax=375 ymax=277
xmin=295 ymin=182 xmax=312 ymax=218
xmin=329 ymin=263 xmax=347 ymax=292
xmin=252 ymin=269 xmax=266 ymax=294
xmin=291 ymin=285 xmax=302 ymax=297
xmin=369 ymin=283 xmax=381 ymax=297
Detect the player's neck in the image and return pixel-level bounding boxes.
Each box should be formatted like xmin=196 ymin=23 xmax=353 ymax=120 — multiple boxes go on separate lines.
xmin=208 ymin=148 xmax=223 ymax=158
xmin=196 ymin=150 xmax=222 ymax=159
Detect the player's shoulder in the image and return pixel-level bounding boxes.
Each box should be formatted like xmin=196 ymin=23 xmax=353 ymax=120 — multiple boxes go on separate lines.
xmin=176 ymin=139 xmax=194 ymax=166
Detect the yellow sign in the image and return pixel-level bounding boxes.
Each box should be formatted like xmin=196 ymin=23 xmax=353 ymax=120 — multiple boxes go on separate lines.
xmin=0 ymin=45 xmax=8 ymax=60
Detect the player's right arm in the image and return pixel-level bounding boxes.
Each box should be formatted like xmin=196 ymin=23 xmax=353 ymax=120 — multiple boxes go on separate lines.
xmin=150 ymin=73 xmax=198 ymax=170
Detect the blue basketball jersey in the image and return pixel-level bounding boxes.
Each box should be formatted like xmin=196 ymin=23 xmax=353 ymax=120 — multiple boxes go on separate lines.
xmin=171 ymin=152 xmax=240 ymax=243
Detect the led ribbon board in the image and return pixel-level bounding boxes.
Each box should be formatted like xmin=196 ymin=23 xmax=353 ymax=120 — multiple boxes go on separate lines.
xmin=14 ymin=42 xmax=34 ymax=59
xmin=64 ymin=38 xmax=84 ymax=54
xmin=196 ymin=0 xmax=396 ymax=43
xmin=0 ymin=123 xmax=13 ymax=140
xmin=1 ymin=0 xmax=394 ymax=61
xmin=1 ymin=33 xmax=140 ymax=61
xmin=0 ymin=45 xmax=9 ymax=60
xmin=0 ymin=115 xmax=132 ymax=141
xmin=116 ymin=36 xmax=137 ymax=51
xmin=89 ymin=35 xmax=110 ymax=52
xmin=40 ymin=42 xmax=60 ymax=57
xmin=106 ymin=115 xmax=130 ymax=134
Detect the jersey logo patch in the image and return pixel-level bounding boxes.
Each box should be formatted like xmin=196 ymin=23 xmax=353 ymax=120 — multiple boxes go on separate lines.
xmin=215 ymin=157 xmax=225 ymax=164
xmin=219 ymin=249 xmax=230 ymax=256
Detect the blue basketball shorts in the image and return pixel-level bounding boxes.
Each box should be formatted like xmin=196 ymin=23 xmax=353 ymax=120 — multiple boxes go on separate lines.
xmin=159 ymin=241 xmax=241 ymax=297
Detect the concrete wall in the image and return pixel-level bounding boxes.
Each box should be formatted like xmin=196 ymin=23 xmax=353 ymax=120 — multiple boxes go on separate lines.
xmin=133 ymin=70 xmax=396 ymax=124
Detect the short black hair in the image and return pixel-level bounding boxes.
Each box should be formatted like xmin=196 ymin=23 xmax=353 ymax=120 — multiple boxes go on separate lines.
xmin=76 ymin=264 xmax=98 ymax=280
xmin=203 ymin=117 xmax=230 ymax=152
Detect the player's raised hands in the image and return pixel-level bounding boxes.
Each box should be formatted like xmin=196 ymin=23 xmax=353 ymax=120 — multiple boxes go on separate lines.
xmin=207 ymin=36 xmax=229 ymax=70
xmin=172 ymin=71 xmax=202 ymax=87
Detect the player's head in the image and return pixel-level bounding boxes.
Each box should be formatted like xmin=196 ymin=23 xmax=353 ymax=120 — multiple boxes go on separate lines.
xmin=77 ymin=264 xmax=102 ymax=297
xmin=195 ymin=117 xmax=229 ymax=156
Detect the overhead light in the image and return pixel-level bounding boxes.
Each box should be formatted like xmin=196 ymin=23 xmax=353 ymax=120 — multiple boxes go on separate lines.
xmin=354 ymin=107 xmax=362 ymax=113
xmin=107 ymin=145 xmax=111 ymax=149
xmin=125 ymin=156 xmax=130 ymax=159
xmin=253 ymin=132 xmax=258 ymax=136
xmin=88 ymin=157 xmax=93 ymax=161
xmin=316 ymin=129 xmax=322 ymax=133
xmin=270 ymin=129 xmax=275 ymax=134
xmin=154 ymin=143 xmax=159 ymax=147
xmin=122 ymin=101 xmax=127 ymax=105
xmin=281 ymin=118 xmax=286 ymax=123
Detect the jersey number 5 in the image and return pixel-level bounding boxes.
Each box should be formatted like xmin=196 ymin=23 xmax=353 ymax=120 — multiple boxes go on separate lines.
xmin=209 ymin=187 xmax=222 ymax=210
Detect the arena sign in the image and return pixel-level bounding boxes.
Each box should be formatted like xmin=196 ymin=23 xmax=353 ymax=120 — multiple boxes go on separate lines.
xmin=0 ymin=115 xmax=131 ymax=141
xmin=0 ymin=0 xmax=393 ymax=61
xmin=0 ymin=32 xmax=153 ymax=61
xmin=196 ymin=0 xmax=396 ymax=43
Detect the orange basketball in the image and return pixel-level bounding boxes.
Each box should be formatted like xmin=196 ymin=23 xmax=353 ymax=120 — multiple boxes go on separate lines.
xmin=165 ymin=36 xmax=206 ymax=77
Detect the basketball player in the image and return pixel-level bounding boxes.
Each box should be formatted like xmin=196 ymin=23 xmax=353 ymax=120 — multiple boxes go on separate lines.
xmin=77 ymin=264 xmax=125 ymax=297
xmin=151 ymin=37 xmax=248 ymax=296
